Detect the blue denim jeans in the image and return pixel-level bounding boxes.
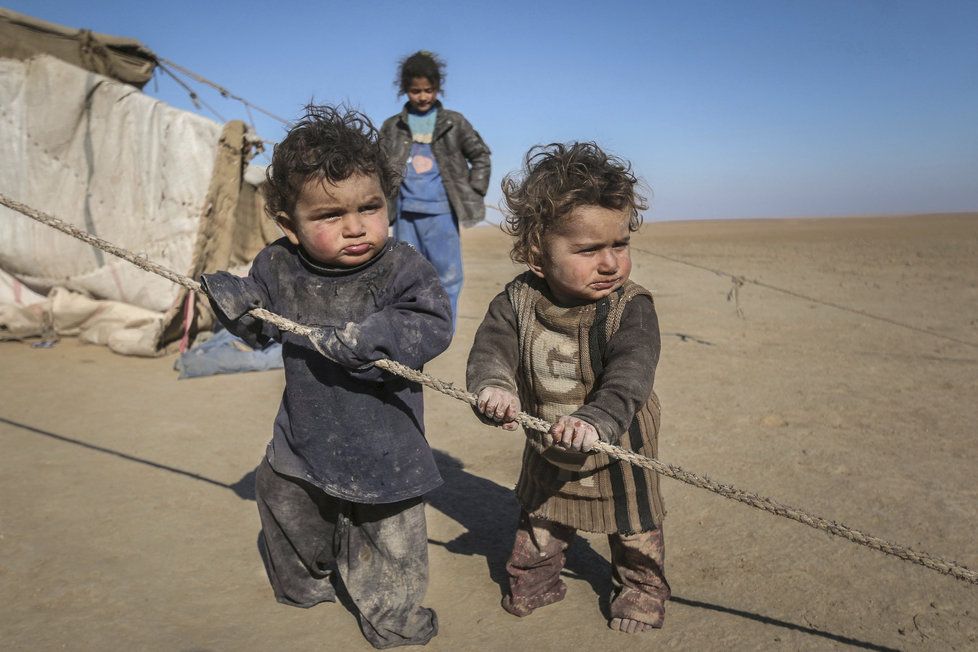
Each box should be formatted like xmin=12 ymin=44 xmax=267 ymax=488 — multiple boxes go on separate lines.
xmin=394 ymin=210 xmax=463 ymax=328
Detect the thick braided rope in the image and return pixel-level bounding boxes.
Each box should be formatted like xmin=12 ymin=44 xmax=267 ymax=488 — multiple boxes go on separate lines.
xmin=2 ymin=192 xmax=976 ymax=585
xmin=1 ymin=195 xmax=204 ymax=293
xmin=376 ymin=359 xmax=978 ymax=584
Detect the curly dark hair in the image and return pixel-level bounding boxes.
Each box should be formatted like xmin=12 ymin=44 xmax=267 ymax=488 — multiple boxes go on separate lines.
xmin=263 ymin=104 xmax=397 ymax=218
xmin=502 ymin=142 xmax=648 ymax=264
xmin=396 ymin=50 xmax=446 ymax=95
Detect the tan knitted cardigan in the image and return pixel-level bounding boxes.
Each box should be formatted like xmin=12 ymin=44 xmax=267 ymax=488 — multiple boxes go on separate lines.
xmin=506 ymin=274 xmax=665 ymax=534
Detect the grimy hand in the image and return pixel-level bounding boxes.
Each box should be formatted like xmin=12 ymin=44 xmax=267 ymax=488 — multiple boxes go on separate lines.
xmin=550 ymin=416 xmax=599 ymax=452
xmin=476 ymin=387 xmax=521 ymax=431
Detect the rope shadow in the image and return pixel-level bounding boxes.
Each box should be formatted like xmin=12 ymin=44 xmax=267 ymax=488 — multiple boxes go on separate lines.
xmin=0 ymin=415 xmax=255 ymax=501
xmin=669 ymin=596 xmax=898 ymax=651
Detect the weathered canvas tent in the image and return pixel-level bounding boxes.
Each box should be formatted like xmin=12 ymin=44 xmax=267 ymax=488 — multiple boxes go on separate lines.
xmin=0 ymin=9 xmax=279 ymax=355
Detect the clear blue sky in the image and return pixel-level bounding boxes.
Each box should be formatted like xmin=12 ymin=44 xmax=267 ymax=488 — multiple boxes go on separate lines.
xmin=9 ymin=0 xmax=978 ymax=221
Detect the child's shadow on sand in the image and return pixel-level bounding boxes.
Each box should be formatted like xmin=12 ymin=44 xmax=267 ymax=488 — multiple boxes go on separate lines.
xmin=426 ymin=449 xmax=615 ymax=613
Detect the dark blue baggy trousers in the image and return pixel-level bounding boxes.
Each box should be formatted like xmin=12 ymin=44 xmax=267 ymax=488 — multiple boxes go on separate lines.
xmin=255 ymin=458 xmax=438 ymax=648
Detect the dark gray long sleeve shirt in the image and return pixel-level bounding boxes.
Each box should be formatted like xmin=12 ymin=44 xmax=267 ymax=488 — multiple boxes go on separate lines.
xmin=201 ymin=238 xmax=452 ymax=503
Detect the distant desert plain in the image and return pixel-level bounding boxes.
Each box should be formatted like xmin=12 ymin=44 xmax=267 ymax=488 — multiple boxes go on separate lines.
xmin=1 ymin=213 xmax=976 ymax=650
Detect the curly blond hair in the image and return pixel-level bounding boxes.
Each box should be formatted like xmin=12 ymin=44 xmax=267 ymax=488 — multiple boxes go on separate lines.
xmin=501 ymin=142 xmax=647 ymax=264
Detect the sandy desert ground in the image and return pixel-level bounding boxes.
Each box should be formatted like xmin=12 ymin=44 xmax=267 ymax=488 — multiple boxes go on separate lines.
xmin=1 ymin=213 xmax=976 ymax=651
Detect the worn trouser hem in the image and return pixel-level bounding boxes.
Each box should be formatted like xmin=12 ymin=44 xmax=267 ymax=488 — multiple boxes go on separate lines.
xmin=274 ymin=593 xmax=336 ymax=609
xmin=363 ymin=607 xmax=439 ymax=649
xmin=501 ymin=582 xmax=567 ymax=617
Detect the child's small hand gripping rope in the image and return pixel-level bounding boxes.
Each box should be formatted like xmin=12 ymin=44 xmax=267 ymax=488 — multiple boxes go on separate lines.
xmin=2 ymin=191 xmax=976 ymax=586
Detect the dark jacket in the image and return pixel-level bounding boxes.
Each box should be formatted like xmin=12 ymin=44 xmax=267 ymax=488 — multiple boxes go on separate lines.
xmin=200 ymin=238 xmax=452 ymax=504
xmin=380 ymin=101 xmax=491 ymax=228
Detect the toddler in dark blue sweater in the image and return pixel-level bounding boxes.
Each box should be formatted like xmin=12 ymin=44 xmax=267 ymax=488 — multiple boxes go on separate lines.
xmin=201 ymin=105 xmax=451 ymax=649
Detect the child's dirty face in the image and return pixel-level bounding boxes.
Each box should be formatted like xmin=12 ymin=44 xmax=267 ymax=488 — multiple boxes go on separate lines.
xmin=530 ymin=206 xmax=632 ymax=305
xmin=279 ymin=174 xmax=389 ymax=267
xmin=406 ymin=77 xmax=438 ymax=113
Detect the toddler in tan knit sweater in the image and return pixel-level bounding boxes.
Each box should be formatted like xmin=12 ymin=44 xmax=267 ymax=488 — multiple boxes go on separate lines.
xmin=467 ymin=142 xmax=670 ymax=634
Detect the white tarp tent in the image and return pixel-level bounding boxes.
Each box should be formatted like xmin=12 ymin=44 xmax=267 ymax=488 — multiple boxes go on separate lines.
xmin=0 ymin=54 xmax=278 ymax=355
xmin=1 ymin=54 xmax=221 ymax=312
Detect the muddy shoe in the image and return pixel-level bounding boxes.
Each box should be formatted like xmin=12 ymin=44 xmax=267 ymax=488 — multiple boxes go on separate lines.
xmin=500 ymin=582 xmax=567 ymax=617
